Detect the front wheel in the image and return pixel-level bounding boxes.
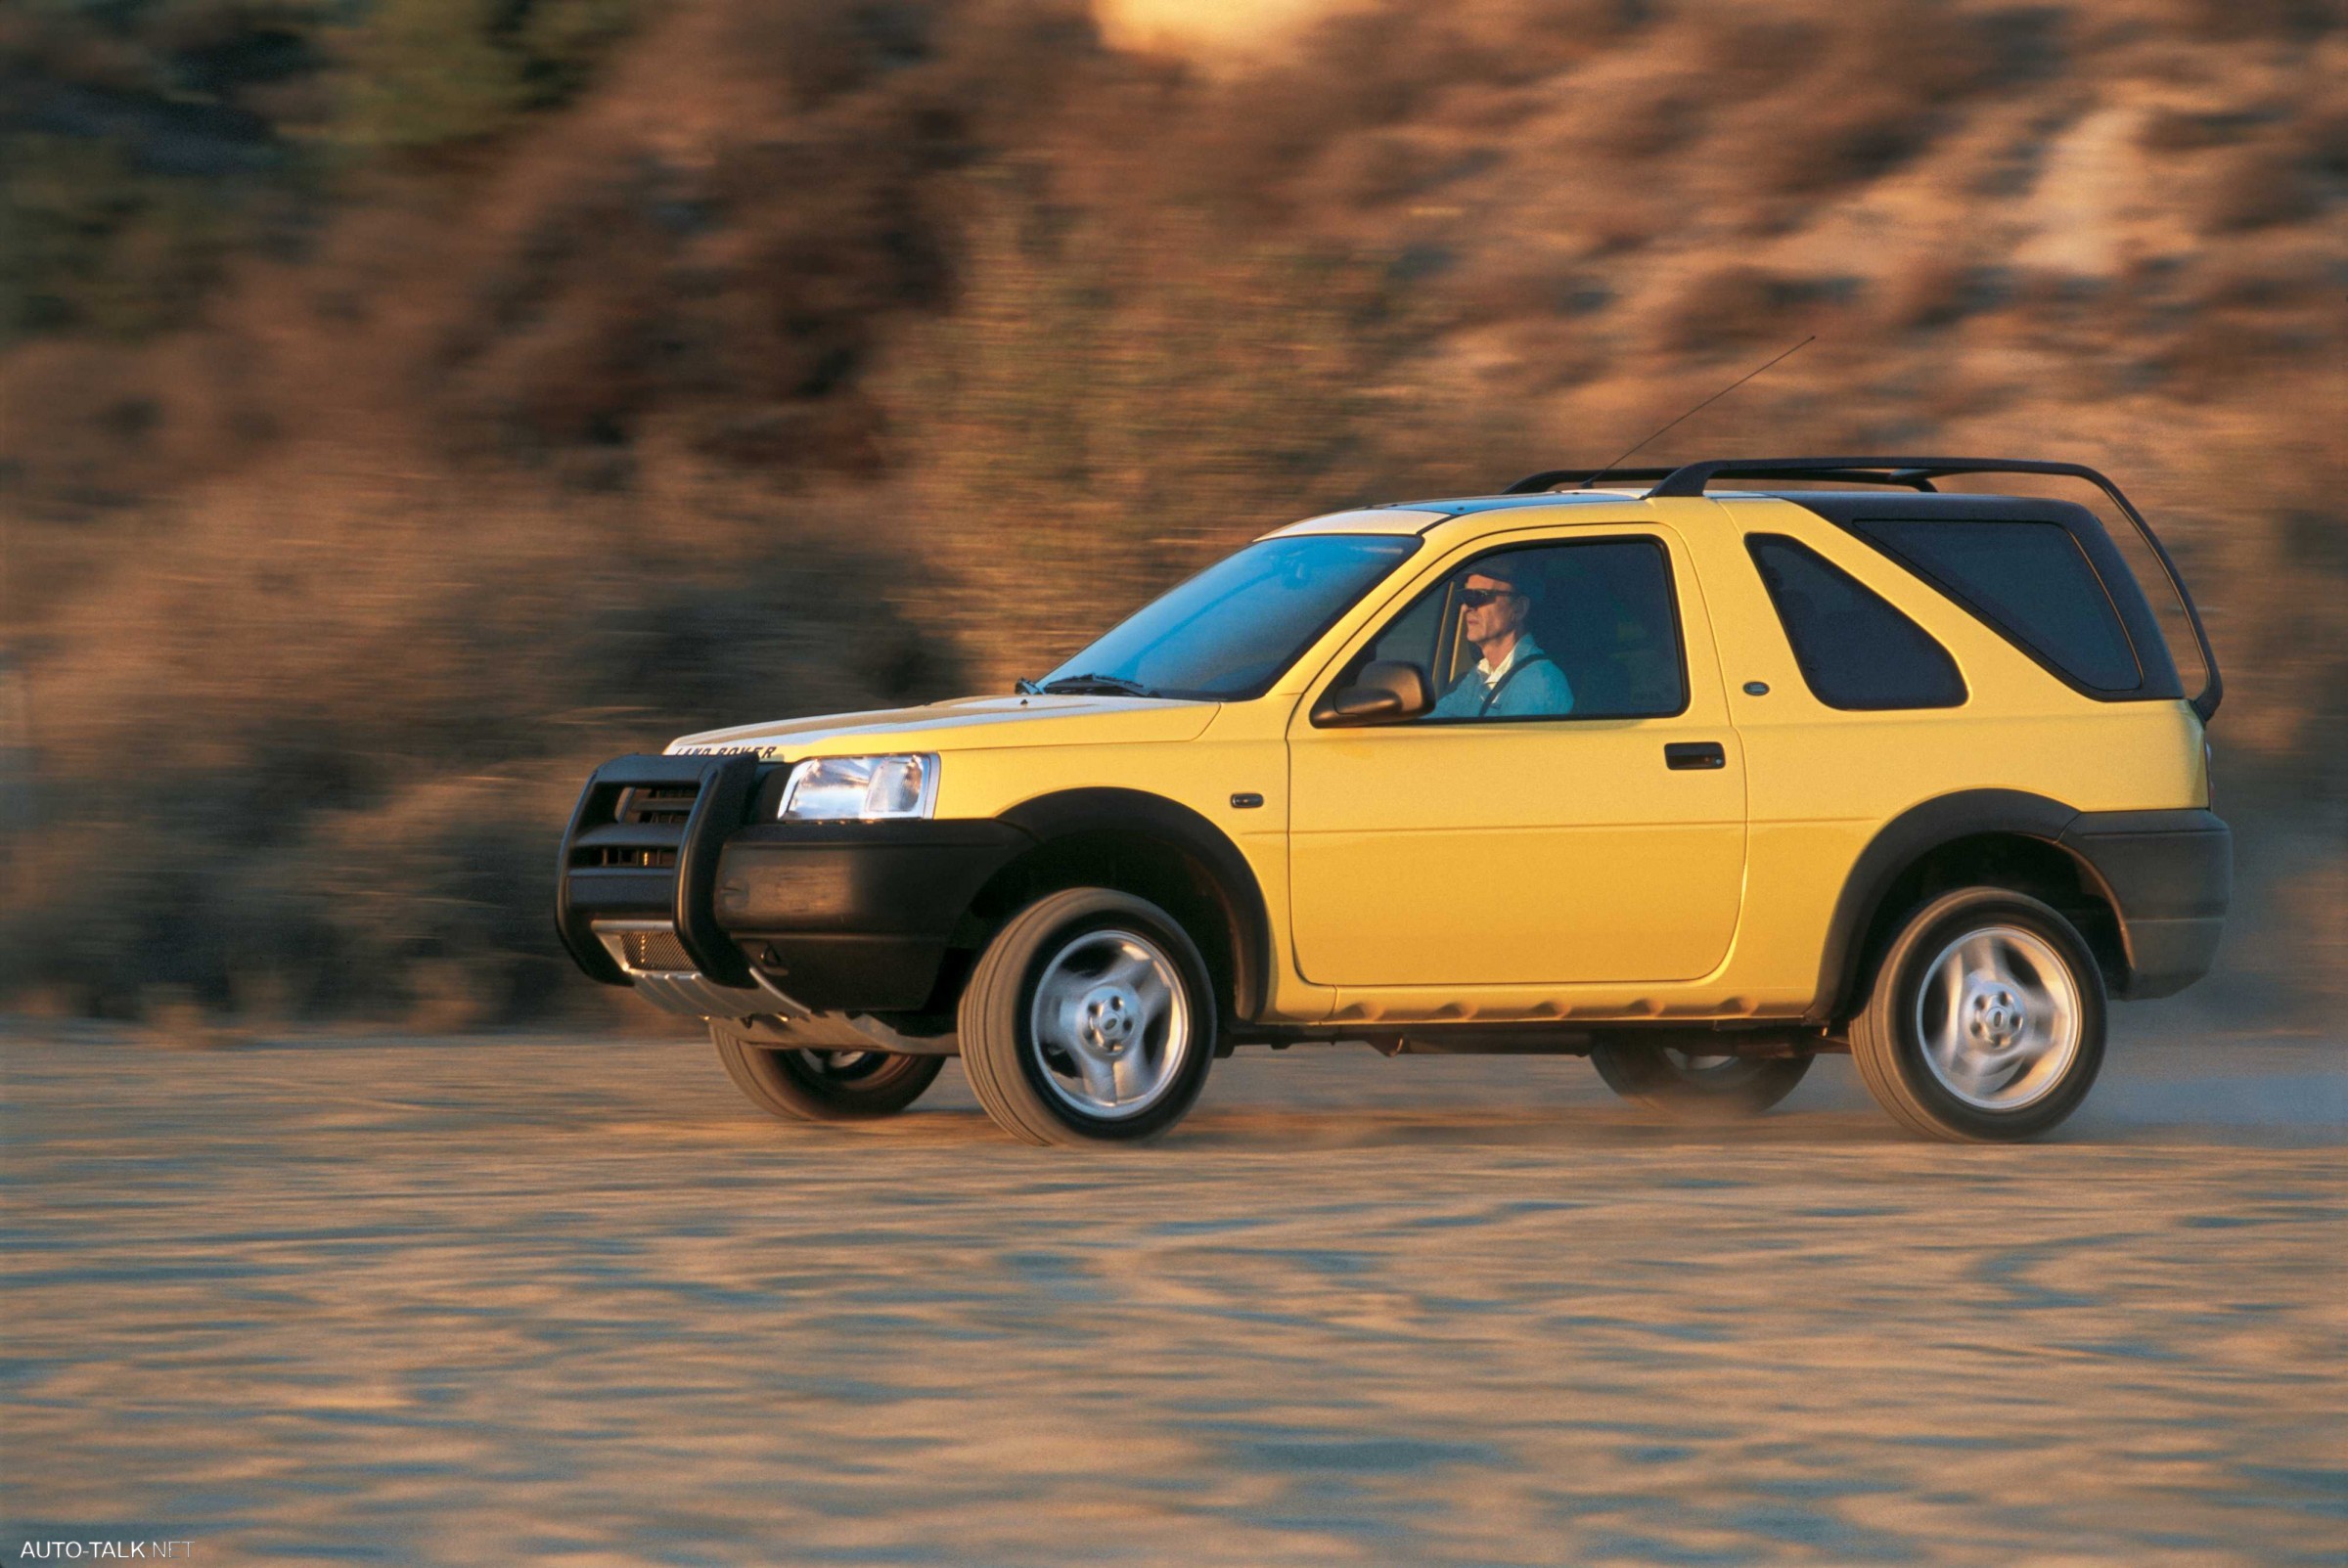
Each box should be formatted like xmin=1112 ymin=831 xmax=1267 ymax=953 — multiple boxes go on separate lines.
xmin=958 ymin=887 xmax=1218 ymax=1146
xmin=1849 ymin=887 xmax=2106 ymax=1142
xmin=1589 ymin=1043 xmax=1814 ymax=1119
xmin=709 ymin=1020 xmax=946 ymax=1122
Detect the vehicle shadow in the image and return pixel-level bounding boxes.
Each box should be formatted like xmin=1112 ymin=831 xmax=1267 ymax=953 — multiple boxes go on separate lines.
xmin=796 ymin=1095 xmax=1916 ymax=1152
xmin=1165 ymin=1103 xmax=1915 ymax=1151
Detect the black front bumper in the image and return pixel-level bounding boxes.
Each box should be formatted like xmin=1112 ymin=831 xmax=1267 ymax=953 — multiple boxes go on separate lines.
xmin=2058 ymin=807 xmax=2233 ymax=1000
xmin=556 ymin=753 xmax=1031 ymax=1012
xmin=713 ymin=820 xmax=1031 ymax=1008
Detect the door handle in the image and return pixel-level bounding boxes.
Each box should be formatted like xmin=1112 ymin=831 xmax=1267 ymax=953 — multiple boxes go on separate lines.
xmin=1665 ymin=741 xmax=1727 ymax=771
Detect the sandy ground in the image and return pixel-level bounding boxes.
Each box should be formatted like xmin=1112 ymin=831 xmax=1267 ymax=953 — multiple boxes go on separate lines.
xmin=4 ymin=1011 xmax=2343 ymax=1567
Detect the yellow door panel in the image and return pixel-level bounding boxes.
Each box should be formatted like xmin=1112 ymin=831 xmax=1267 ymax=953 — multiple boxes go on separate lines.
xmin=1289 ymin=730 xmax=1744 ymax=983
xmin=1287 ymin=524 xmax=1746 ymax=989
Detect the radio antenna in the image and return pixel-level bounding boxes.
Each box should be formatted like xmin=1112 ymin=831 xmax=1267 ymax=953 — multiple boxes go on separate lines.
xmin=1575 ymin=335 xmax=1816 ymax=488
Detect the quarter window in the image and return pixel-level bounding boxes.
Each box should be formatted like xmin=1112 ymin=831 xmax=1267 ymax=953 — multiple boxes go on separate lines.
xmin=1746 ymin=535 xmax=1966 ymax=711
xmin=1851 ymin=519 xmax=2142 ymax=693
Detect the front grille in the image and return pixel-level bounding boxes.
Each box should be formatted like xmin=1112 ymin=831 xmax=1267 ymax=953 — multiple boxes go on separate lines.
xmin=595 ymin=846 xmax=678 ymax=869
xmin=618 ymin=928 xmax=694 ymax=971
xmin=616 ymin=784 xmax=698 ymax=825
xmin=565 ymin=776 xmax=705 ymax=874
xmin=560 ymin=752 xmax=762 ymax=990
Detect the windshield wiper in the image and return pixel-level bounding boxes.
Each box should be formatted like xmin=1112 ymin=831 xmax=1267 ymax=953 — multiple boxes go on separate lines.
xmin=1036 ymin=673 xmax=1155 ymax=697
xmin=1014 ymin=677 xmax=1042 ymax=694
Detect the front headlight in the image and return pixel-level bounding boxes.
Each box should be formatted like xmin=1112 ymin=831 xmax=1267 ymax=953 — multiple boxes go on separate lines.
xmin=779 ymin=754 xmax=939 ymax=821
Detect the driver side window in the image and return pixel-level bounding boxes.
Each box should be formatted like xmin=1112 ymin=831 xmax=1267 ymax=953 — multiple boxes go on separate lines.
xmin=1347 ymin=536 xmax=1690 ymax=723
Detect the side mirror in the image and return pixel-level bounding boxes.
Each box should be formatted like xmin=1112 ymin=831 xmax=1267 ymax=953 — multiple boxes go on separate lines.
xmin=1312 ymin=659 xmax=1433 ymax=728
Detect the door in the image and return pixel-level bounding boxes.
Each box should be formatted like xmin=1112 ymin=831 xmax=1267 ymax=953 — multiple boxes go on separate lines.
xmin=1287 ymin=527 xmax=1746 ymax=987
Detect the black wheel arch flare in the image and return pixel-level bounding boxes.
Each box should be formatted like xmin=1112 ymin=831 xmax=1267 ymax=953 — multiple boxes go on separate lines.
xmin=1814 ymin=788 xmax=2111 ymax=1023
xmin=988 ymin=788 xmax=1276 ymax=1026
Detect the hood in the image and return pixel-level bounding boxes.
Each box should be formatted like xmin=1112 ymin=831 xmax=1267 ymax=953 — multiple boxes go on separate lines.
xmin=665 ymin=694 xmax=1219 ymax=760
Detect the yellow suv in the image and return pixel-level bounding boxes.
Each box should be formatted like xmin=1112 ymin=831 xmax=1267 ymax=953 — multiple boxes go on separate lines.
xmin=557 ymin=456 xmax=2230 ymax=1146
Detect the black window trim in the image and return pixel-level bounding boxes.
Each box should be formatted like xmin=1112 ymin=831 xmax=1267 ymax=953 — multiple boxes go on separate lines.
xmin=1318 ymin=531 xmax=1695 ymax=727
xmin=1743 ymin=532 xmax=1969 ymax=712
xmin=1784 ymin=495 xmax=2185 ymax=705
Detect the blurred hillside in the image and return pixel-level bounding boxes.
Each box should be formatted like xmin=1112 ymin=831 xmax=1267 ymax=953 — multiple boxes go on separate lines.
xmin=2 ymin=0 xmax=2342 ymax=1027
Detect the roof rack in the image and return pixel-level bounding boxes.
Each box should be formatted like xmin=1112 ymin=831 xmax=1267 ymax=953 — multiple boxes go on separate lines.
xmin=1501 ymin=455 xmax=2222 ymax=722
xmin=1503 ymin=463 xmax=1943 ymax=495
xmin=1503 ymin=467 xmax=1692 ymax=493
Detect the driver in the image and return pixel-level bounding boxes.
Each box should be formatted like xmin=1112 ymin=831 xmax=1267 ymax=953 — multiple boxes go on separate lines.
xmin=1431 ymin=564 xmax=1574 ymax=719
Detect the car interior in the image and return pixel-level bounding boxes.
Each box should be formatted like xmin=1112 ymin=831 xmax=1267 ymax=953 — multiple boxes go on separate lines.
xmin=1356 ymin=539 xmax=1687 ymax=720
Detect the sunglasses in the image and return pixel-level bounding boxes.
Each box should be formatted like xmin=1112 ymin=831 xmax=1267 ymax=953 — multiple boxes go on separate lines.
xmin=1458 ymin=587 xmax=1521 ymax=607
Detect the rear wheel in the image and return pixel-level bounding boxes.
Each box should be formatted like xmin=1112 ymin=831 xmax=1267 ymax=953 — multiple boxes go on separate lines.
xmin=709 ymin=1019 xmax=945 ymax=1122
xmin=1849 ymin=886 xmax=2105 ymax=1142
xmin=958 ymin=887 xmax=1217 ymax=1146
xmin=1589 ymin=1043 xmax=1814 ymax=1119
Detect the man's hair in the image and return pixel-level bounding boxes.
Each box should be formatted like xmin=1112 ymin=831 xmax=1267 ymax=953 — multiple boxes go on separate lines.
xmin=1472 ymin=563 xmax=1535 ymax=602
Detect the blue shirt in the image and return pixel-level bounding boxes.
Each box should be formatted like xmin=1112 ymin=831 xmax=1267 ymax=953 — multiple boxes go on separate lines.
xmin=1431 ymin=634 xmax=1575 ymax=719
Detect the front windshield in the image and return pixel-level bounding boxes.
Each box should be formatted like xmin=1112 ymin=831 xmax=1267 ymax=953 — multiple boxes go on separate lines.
xmin=1037 ymin=534 xmax=1422 ymax=700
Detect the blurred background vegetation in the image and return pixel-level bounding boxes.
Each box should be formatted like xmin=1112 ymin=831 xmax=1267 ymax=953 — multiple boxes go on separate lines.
xmin=1 ymin=0 xmax=2341 ymax=1030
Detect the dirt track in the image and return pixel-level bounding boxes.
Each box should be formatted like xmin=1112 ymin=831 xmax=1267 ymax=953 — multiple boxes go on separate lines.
xmin=4 ymin=1015 xmax=2343 ymax=1566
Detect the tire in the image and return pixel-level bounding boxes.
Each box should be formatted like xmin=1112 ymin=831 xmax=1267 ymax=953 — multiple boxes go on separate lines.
xmin=709 ymin=1019 xmax=945 ymax=1123
xmin=958 ymin=887 xmax=1218 ymax=1146
xmin=1589 ymin=1043 xmax=1814 ymax=1120
xmin=1849 ymin=886 xmax=2106 ymax=1142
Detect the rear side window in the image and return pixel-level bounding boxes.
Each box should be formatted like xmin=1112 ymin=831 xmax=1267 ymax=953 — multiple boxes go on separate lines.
xmin=1852 ymin=519 xmax=2142 ymax=693
xmin=1746 ymin=535 xmax=1966 ymax=711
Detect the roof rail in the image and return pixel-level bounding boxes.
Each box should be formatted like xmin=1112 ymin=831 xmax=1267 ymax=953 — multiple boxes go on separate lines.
xmin=1503 ymin=467 xmax=1690 ymax=494
xmin=1504 ymin=463 xmax=1941 ymax=495
xmin=1502 ymin=455 xmax=2222 ymax=722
